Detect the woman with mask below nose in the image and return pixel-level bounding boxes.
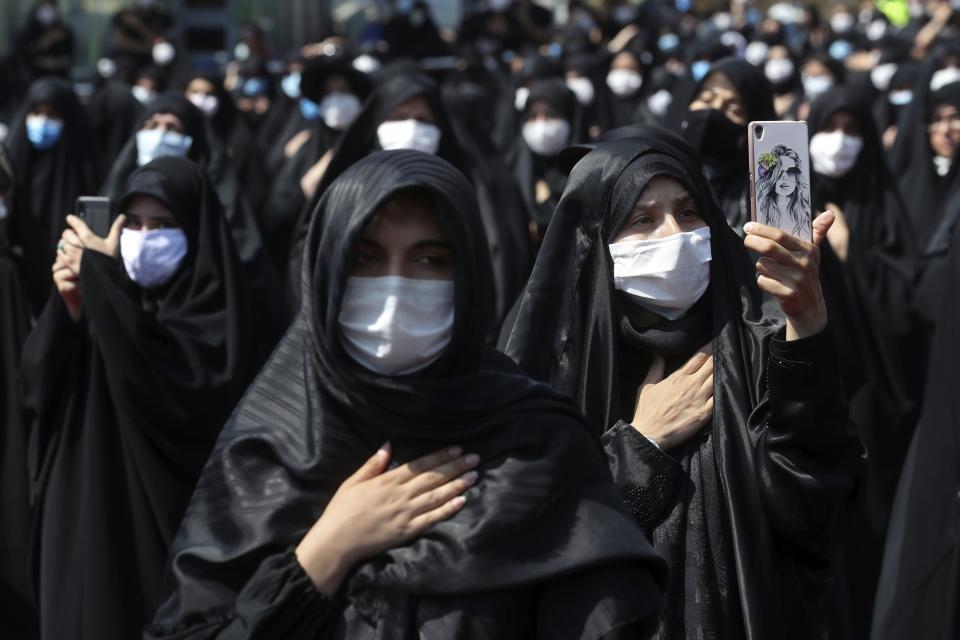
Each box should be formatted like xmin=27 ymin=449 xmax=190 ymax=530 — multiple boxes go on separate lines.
xmin=146 ymin=150 xmax=665 ymax=639
xmin=288 ymin=72 xmax=532 ymax=336
xmin=509 ymin=78 xmax=581 ymax=240
xmin=807 ymin=86 xmax=923 ymax=636
xmin=674 ymin=57 xmax=776 ymax=234
xmin=20 ymin=156 xmax=264 ymax=640
xmin=503 ymin=135 xmax=862 ymax=639
xmin=262 ymin=57 xmax=369 ymax=266
xmin=6 ymin=77 xmax=102 ymax=316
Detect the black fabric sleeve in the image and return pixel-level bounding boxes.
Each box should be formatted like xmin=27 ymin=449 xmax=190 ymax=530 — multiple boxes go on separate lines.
xmin=144 ymin=549 xmax=337 ymax=640
xmin=602 ymin=420 xmax=685 ymax=534
xmin=755 ymin=328 xmax=863 ymax=555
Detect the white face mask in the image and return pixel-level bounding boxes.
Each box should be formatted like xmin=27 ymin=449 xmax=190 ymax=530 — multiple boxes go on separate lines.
xmin=764 ymin=57 xmax=795 ymax=84
xmin=889 ymin=89 xmax=913 ymax=106
xmin=319 ymin=92 xmax=362 ymax=130
xmin=522 ymin=118 xmax=571 ymax=156
xmin=281 ymin=72 xmax=301 ymax=99
xmin=930 ymin=67 xmax=960 ymax=92
xmin=802 ymin=74 xmax=834 ymax=100
xmin=744 ymin=41 xmax=770 ymax=67
xmin=152 ymin=41 xmax=176 ymax=66
xmin=120 ymin=228 xmax=189 ymax=289
xmin=609 ymin=226 xmax=712 ymax=321
xmin=870 ymin=63 xmax=897 ymax=91
xmin=187 ymin=92 xmax=219 ymax=117
xmin=338 ymin=276 xmax=454 ymax=376
xmin=606 ymin=69 xmax=643 ymax=97
xmin=376 ymin=119 xmax=442 ymax=154
xmin=132 ymin=85 xmax=156 ymax=105
xmin=37 ymin=4 xmax=58 ymax=25
xmin=566 ymin=77 xmax=595 ymax=105
xmin=514 ymin=86 xmax=530 ymax=111
xmin=647 ymin=89 xmax=673 ymax=117
xmin=136 ymin=129 xmax=194 ymax=166
xmin=830 ymin=12 xmax=854 ymax=33
xmin=809 ymin=130 xmax=864 ymax=177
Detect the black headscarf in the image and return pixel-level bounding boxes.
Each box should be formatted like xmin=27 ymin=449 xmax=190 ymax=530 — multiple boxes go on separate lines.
xmin=148 ymin=151 xmax=665 ymax=638
xmin=871 ymin=215 xmax=960 ymax=640
xmin=19 ymin=156 xmax=261 ymax=640
xmin=508 ymin=77 xmax=584 ymax=232
xmin=0 ymin=144 xmax=38 ymax=640
xmin=502 ymin=135 xmax=861 ymax=638
xmin=85 ymin=78 xmax=145 ymax=169
xmin=670 ymin=58 xmax=776 ymax=232
xmin=6 ymin=76 xmax=102 ymax=316
xmin=889 ymin=44 xmax=960 ymax=247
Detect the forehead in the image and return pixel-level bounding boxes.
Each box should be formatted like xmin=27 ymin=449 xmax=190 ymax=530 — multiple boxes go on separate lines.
xmin=125 ymin=193 xmax=174 ymax=217
xmin=363 ymin=190 xmax=443 ymax=236
xmin=635 ymin=175 xmax=693 ymax=203
xmin=187 ymin=77 xmax=217 ymax=93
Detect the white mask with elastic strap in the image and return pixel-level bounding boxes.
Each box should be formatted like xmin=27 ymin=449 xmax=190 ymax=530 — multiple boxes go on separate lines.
xmin=609 ymin=227 xmax=712 ymax=320
xmin=522 ymin=118 xmax=571 ymax=156
xmin=810 ymin=131 xmax=864 ymax=177
xmin=120 ymin=228 xmax=188 ymax=289
xmin=376 ymin=120 xmax=442 ymax=154
xmin=338 ymin=276 xmax=455 ymax=376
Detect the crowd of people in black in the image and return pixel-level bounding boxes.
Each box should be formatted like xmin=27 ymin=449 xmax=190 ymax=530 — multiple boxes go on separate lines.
xmin=1 ymin=0 xmax=959 ymax=638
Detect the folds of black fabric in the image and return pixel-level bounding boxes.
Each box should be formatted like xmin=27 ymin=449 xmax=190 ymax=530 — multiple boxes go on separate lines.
xmin=888 ymin=43 xmax=960 ymax=247
xmin=872 ymin=213 xmax=960 ymax=640
xmin=6 ymin=77 xmax=103 ymax=316
xmin=502 ymin=136 xmax=863 ymax=638
xmin=19 ymin=157 xmax=261 ymax=640
xmin=807 ymin=86 xmax=926 ymax=636
xmin=286 ymin=72 xmax=533 ymax=337
xmin=148 ymin=150 xmax=666 ymax=640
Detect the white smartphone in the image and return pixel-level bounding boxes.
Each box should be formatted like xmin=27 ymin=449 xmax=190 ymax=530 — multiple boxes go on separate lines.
xmin=747 ymin=121 xmax=812 ymax=242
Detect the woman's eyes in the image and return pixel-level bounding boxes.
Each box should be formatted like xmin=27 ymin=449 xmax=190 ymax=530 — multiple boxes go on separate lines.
xmin=632 ymin=214 xmax=655 ymax=226
xmin=414 ymin=253 xmax=453 ymax=267
xmin=679 ymin=209 xmax=701 ymax=221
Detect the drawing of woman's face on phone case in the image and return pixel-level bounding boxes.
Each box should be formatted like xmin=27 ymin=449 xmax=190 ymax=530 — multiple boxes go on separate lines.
xmin=756 ymin=144 xmax=810 ymax=239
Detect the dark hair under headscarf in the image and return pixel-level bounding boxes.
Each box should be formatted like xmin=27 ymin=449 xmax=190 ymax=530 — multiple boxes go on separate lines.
xmin=19 ymin=156 xmax=261 ymax=640
xmin=147 ymin=150 xmax=665 ymax=638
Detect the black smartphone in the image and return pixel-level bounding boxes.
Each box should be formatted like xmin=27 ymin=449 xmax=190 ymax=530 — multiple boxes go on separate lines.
xmin=75 ymin=196 xmax=112 ymax=237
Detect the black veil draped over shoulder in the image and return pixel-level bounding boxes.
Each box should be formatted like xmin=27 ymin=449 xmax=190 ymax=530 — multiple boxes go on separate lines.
xmin=19 ymin=157 xmax=261 ymax=640
xmin=503 ymin=135 xmax=862 ymax=638
xmin=148 ymin=150 xmax=665 ymax=640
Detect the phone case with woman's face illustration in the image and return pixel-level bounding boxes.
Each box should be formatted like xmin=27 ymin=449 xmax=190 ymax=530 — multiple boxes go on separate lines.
xmin=747 ymin=121 xmax=812 ymax=242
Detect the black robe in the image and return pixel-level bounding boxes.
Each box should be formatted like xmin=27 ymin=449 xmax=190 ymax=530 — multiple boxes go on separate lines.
xmin=669 ymin=58 xmax=777 ymax=234
xmin=20 ymin=157 xmax=262 ymax=640
xmin=888 ymin=44 xmax=960 ymax=247
xmin=85 ymin=78 xmax=144 ymax=170
xmin=871 ymin=213 xmax=960 ymax=640
xmin=6 ymin=77 xmax=102 ymax=316
xmin=502 ymin=135 xmax=863 ymax=639
xmin=146 ymin=150 xmax=666 ymax=639
xmin=0 ymin=145 xmax=38 ymax=640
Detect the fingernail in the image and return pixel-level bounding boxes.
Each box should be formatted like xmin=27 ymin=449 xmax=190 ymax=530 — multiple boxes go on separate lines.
xmin=451 ymin=496 xmax=467 ymax=507
xmin=462 ymin=471 xmax=478 ymax=484
xmin=743 ymin=222 xmax=754 ymax=233
xmin=464 ymin=453 xmax=480 ymax=466
xmin=378 ymin=441 xmax=391 ymax=455
xmin=448 ymin=445 xmax=463 ymax=457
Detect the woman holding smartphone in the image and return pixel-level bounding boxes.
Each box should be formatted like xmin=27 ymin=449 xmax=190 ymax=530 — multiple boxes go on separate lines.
xmin=502 ymin=134 xmax=863 ymax=639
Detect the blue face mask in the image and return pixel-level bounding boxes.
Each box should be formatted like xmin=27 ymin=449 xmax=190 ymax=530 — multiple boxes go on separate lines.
xmin=299 ymin=97 xmax=322 ymax=121
xmin=829 ymin=40 xmax=854 ymax=61
xmin=281 ymin=72 xmax=301 ymax=99
xmin=136 ymin=129 xmax=193 ymax=166
xmin=691 ymin=60 xmax=711 ymax=82
xmin=658 ymin=33 xmax=679 ymax=53
xmin=26 ymin=115 xmax=64 ymax=150
xmin=242 ymin=77 xmax=268 ymax=97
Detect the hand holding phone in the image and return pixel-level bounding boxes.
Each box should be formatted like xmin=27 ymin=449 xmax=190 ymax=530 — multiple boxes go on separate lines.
xmin=747 ymin=121 xmax=812 ymax=242
xmin=75 ymin=196 xmax=112 ymax=238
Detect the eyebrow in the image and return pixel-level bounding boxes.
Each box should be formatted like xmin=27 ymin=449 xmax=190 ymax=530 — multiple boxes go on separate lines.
xmin=410 ymin=239 xmax=454 ymax=251
xmin=634 ymin=193 xmax=695 ymax=209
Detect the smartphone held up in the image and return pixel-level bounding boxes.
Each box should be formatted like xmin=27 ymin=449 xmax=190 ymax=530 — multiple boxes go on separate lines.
xmin=747 ymin=121 xmax=813 ymax=242
xmin=74 ymin=196 xmax=112 ymax=238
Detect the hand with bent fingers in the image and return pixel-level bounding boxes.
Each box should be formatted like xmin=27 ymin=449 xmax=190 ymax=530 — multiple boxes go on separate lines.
xmin=744 ymin=212 xmax=835 ymax=341
xmin=295 ymin=443 xmax=480 ymax=595
xmin=631 ymin=343 xmax=714 ymax=451
xmin=53 ymin=214 xmax=126 ymax=321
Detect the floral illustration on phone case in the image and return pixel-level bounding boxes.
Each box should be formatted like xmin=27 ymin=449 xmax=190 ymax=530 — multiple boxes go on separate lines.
xmin=756 ymin=145 xmax=811 ymax=239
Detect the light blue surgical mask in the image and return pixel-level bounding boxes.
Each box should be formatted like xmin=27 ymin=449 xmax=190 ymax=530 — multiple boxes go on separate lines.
xmin=136 ymin=129 xmax=193 ymax=166
xmin=691 ymin=60 xmax=711 ymax=82
xmin=299 ymin=97 xmax=322 ymax=121
xmin=658 ymin=33 xmax=679 ymax=53
xmin=281 ymin=72 xmax=301 ymax=99
xmin=829 ymin=40 xmax=854 ymax=61
xmin=26 ymin=115 xmax=64 ymax=150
